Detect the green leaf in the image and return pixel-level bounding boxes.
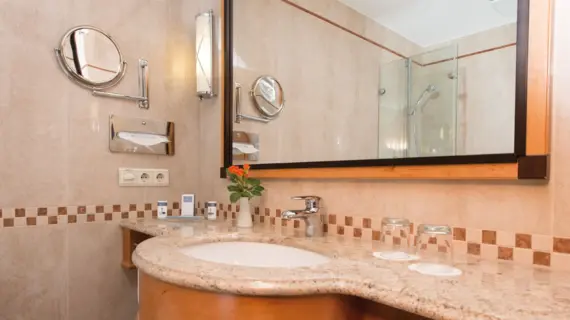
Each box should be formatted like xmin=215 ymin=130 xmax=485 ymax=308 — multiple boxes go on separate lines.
xmin=229 ymin=192 xmax=241 ymax=203
xmin=251 ymin=190 xmax=262 ymax=197
xmin=249 ymin=179 xmax=261 ymax=186
xmin=254 ymin=186 xmax=265 ymax=192
xmin=227 ymin=185 xmax=241 ymax=192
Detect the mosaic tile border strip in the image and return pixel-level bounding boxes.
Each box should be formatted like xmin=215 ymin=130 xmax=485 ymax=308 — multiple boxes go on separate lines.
xmin=2 ymin=201 xmax=569 ymax=270
xmin=0 ymin=202 xmax=181 ymax=227
xmin=211 ymin=202 xmax=570 ymax=271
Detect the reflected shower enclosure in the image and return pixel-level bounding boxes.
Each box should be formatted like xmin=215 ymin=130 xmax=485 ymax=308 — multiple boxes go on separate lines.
xmin=378 ymin=45 xmax=458 ymax=158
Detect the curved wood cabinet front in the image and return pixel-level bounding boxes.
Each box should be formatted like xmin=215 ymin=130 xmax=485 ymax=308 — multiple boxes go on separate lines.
xmin=139 ymin=272 xmax=428 ymax=320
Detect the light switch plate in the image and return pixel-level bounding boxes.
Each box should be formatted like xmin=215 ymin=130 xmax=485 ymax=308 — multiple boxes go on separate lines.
xmin=118 ymin=168 xmax=170 ymax=187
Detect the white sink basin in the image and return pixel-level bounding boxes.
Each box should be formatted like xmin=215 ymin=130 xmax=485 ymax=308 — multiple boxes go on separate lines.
xmin=179 ymin=241 xmax=330 ymax=268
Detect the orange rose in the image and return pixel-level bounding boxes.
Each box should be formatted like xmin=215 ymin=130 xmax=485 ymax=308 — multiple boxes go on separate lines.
xmin=228 ymin=166 xmax=242 ymax=176
xmin=243 ymin=164 xmax=250 ymax=171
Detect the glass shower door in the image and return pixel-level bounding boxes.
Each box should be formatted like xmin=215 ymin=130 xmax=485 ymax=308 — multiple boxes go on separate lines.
xmin=407 ymin=45 xmax=458 ymax=157
xmin=377 ymin=58 xmax=409 ymax=159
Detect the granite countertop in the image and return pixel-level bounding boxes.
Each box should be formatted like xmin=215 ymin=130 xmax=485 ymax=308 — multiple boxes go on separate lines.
xmin=122 ymin=218 xmax=570 ymax=320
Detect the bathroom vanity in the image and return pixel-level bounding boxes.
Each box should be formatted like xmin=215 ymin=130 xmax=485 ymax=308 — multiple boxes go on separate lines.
xmin=121 ymin=219 xmax=570 ymax=320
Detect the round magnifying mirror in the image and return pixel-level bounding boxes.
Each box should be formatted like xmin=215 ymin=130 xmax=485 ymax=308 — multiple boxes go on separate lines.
xmin=55 ymin=26 xmax=126 ymax=89
xmin=250 ymin=76 xmax=285 ymax=119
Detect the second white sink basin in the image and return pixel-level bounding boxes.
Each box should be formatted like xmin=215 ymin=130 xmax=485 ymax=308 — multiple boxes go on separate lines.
xmin=179 ymin=241 xmax=330 ymax=268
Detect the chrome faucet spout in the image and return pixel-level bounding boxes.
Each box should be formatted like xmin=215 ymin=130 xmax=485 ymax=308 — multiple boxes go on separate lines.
xmin=280 ymin=196 xmax=325 ymax=237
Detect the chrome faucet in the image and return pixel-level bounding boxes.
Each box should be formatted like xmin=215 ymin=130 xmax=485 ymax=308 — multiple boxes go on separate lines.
xmin=281 ymin=196 xmax=325 ymax=237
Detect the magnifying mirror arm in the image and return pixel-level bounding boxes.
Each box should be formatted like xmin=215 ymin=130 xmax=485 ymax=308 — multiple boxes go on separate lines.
xmin=92 ymin=59 xmax=150 ymax=109
xmin=234 ymin=83 xmax=271 ymax=123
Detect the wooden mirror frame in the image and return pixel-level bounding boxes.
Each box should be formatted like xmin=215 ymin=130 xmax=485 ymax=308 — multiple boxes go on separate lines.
xmin=220 ymin=0 xmax=551 ymax=180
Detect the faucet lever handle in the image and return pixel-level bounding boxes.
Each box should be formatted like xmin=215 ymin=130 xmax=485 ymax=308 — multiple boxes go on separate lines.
xmin=291 ymin=196 xmax=321 ymax=210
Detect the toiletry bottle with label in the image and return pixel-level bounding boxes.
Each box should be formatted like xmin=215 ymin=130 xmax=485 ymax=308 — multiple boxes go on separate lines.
xmin=157 ymin=201 xmax=168 ymax=219
xmin=206 ymin=201 xmax=217 ymax=221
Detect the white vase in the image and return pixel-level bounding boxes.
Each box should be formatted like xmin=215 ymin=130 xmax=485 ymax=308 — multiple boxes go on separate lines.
xmin=237 ymin=197 xmax=253 ymax=228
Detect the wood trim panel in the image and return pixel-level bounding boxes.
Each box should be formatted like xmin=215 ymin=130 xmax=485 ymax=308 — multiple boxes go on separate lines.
xmin=249 ymin=163 xmax=519 ymax=180
xmin=121 ymin=227 xmax=135 ymax=269
xmin=526 ymin=0 xmax=552 ymax=155
xmin=139 ymin=272 xmax=426 ymax=320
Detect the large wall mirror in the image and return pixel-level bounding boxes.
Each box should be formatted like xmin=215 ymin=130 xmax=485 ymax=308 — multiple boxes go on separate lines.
xmin=221 ymin=0 xmax=551 ymax=180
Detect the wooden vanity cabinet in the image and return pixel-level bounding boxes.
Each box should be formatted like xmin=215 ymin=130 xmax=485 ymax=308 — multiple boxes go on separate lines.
xmin=139 ymin=272 xmax=429 ymax=320
xmin=121 ymin=228 xmax=152 ymax=269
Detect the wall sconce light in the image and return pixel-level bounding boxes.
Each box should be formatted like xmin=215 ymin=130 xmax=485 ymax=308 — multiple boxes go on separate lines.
xmin=196 ymin=10 xmax=216 ymax=100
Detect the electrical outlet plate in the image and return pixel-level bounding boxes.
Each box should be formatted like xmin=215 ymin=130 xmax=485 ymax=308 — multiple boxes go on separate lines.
xmin=118 ymin=168 xmax=170 ymax=187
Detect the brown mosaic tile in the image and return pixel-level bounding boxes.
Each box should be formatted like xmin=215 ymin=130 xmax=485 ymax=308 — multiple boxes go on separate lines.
xmin=362 ymin=218 xmax=371 ymax=229
xmin=354 ymin=228 xmax=362 ymax=238
xmin=15 ymin=208 xmax=25 ymax=218
xmin=453 ymin=227 xmax=466 ymax=241
xmin=281 ymin=219 xmax=287 ymax=227
xmin=68 ymin=216 xmax=77 ymax=224
xmin=533 ymin=251 xmax=551 ymax=267
xmin=345 ymin=216 xmax=353 ymax=227
xmin=223 ymin=212 xmax=228 ymax=219
xmin=498 ymin=247 xmax=514 ymax=261
xmin=482 ymin=230 xmax=497 ymax=245
xmin=227 ymin=204 xmax=232 ymax=211
xmin=553 ymin=237 xmax=570 ymax=254
xmin=77 ymin=206 xmax=86 ymax=214
xmin=26 ymin=217 xmax=36 ymax=226
xmin=409 ymin=223 xmax=414 ymax=235
xmin=137 ymin=211 xmax=145 ymax=218
xmin=48 ymin=216 xmax=58 ymax=225
xmin=96 ymin=206 xmax=104 ymax=213
xmin=294 ymin=220 xmax=300 ymax=229
xmin=428 ymin=237 xmax=437 ymax=245
xmin=113 ymin=205 xmax=122 ymax=212
xmin=129 ymin=204 xmax=137 ymax=211
xmin=105 ymin=213 xmax=112 ymax=221
xmin=438 ymin=245 xmax=448 ymax=253
xmin=0 ymin=209 xmax=2 ymax=218
xmin=3 ymin=218 xmax=14 ymax=227
xmin=323 ymin=224 xmax=328 ymax=233
xmin=144 ymin=203 xmax=151 ymax=210
xmin=372 ymin=230 xmax=381 ymax=241
xmin=328 ymin=214 xmax=337 ymax=224
xmin=516 ymin=233 xmax=532 ymax=249
xmin=38 ymin=208 xmax=48 ymax=216
xmin=86 ymin=214 xmax=95 ymax=222
xmin=58 ymin=207 xmax=67 ymax=216
xmin=232 ymin=212 xmax=236 ymax=219
xmin=236 ymin=205 xmax=240 ymax=211
xmin=468 ymin=243 xmax=481 ymax=255
xmin=173 ymin=202 xmax=180 ymax=210
xmin=219 ymin=203 xmax=223 ymax=210
xmin=265 ymin=208 xmax=270 ymax=216
xmin=393 ymin=237 xmax=401 ymax=246
xmin=276 ymin=209 xmax=282 ymax=217
xmin=337 ymin=225 xmax=344 ymax=235
xmin=152 ymin=210 xmax=157 ymax=218
xmin=121 ymin=212 xmax=129 ymax=219
xmin=270 ymin=217 xmax=276 ymax=225
xmin=255 ymin=207 xmax=260 ymax=214
xmin=260 ymin=216 xmax=265 ymax=223
xmin=167 ymin=209 xmax=173 ymax=217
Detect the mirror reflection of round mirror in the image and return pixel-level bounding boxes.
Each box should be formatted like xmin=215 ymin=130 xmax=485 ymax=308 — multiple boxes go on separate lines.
xmin=55 ymin=26 xmax=126 ymax=89
xmin=251 ymin=76 xmax=285 ymax=118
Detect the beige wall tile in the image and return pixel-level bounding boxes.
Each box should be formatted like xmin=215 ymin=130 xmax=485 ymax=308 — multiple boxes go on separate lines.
xmin=67 ymin=222 xmax=137 ymax=320
xmin=0 ymin=225 xmax=68 ymax=319
xmin=513 ymin=248 xmax=534 ymax=266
